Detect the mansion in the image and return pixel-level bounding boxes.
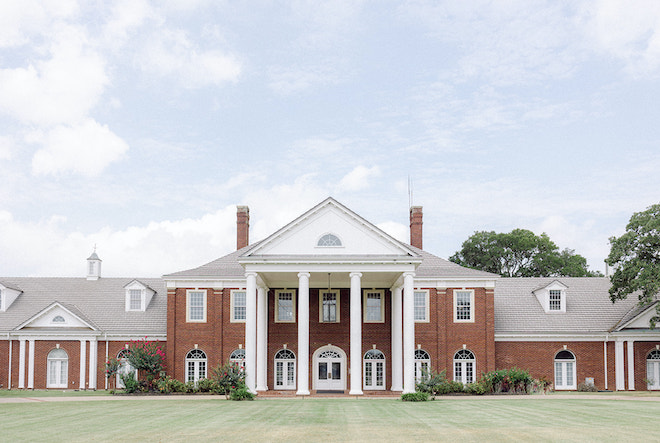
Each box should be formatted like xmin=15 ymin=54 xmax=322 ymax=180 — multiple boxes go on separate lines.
xmin=1 ymin=197 xmax=659 ymax=394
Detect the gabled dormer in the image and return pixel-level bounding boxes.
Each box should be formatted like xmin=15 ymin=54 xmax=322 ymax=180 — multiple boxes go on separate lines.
xmin=0 ymin=281 xmax=22 ymax=312
xmin=533 ymin=280 xmax=568 ymax=313
xmin=124 ymin=280 xmax=156 ymax=312
xmin=87 ymin=249 xmax=102 ymax=281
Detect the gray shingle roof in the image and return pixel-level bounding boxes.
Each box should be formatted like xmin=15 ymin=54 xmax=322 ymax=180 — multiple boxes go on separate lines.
xmin=0 ymin=277 xmax=166 ymax=335
xmin=494 ymin=277 xmax=639 ymax=334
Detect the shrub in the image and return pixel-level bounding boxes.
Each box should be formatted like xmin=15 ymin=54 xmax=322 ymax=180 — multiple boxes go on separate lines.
xmin=230 ymin=385 xmax=255 ymax=401
xmin=121 ymin=372 xmax=140 ymax=394
xmin=125 ymin=338 xmax=166 ymax=390
xmin=156 ymin=376 xmax=184 ymax=393
xmin=577 ymin=382 xmax=598 ymax=392
xmin=211 ymin=361 xmax=246 ymax=397
xmin=196 ymin=378 xmax=219 ymax=393
xmin=184 ymin=381 xmax=199 ymax=393
xmin=480 ymin=368 xmax=533 ymax=394
xmin=105 ymin=357 xmax=121 ymax=390
xmin=464 ymin=381 xmax=486 ymax=395
xmin=401 ymin=392 xmax=429 ymax=402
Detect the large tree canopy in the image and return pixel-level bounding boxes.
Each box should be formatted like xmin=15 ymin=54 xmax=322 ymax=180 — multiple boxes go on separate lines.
xmin=606 ymin=203 xmax=660 ymax=306
xmin=450 ymin=229 xmax=600 ymax=277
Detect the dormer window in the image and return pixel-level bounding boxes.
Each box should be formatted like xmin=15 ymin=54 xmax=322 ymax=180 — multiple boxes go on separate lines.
xmin=129 ymin=289 xmax=142 ymax=310
xmin=549 ymin=290 xmax=562 ymax=311
xmin=124 ymin=280 xmax=155 ymax=312
xmin=317 ymin=233 xmax=342 ymax=247
xmin=533 ymin=280 xmax=567 ymax=313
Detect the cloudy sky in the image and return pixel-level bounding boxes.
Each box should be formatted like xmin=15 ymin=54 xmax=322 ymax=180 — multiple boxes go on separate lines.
xmin=1 ymin=0 xmax=659 ymax=278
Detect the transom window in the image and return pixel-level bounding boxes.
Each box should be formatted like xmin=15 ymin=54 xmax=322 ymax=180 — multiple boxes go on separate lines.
xmin=186 ymin=349 xmax=207 ymax=384
xmin=549 ymin=290 xmax=562 ymax=311
xmin=320 ymin=290 xmax=339 ymax=323
xmin=414 ymin=290 xmax=429 ymax=322
xmin=187 ymin=290 xmax=206 ymax=322
xmin=554 ymin=350 xmax=576 ymax=390
xmin=363 ymin=349 xmax=385 ymax=390
xmin=276 ymin=290 xmax=296 ymax=322
xmin=415 ymin=349 xmax=431 ymax=382
xmin=231 ymin=290 xmax=246 ymax=322
xmin=454 ymin=290 xmax=474 ymax=322
xmin=317 ymin=233 xmax=342 ymax=247
xmin=364 ymin=290 xmax=384 ymax=323
xmin=453 ymin=349 xmax=475 ymax=384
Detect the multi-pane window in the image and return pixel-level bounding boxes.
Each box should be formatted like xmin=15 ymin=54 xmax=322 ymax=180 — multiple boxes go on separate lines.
xmin=317 ymin=234 xmax=342 ymax=247
xmin=230 ymin=348 xmax=246 ymax=370
xmin=274 ymin=349 xmax=296 ymax=390
xmin=364 ymin=290 xmax=384 ymax=322
xmin=454 ymin=290 xmax=474 ymax=322
xmin=549 ymin=290 xmax=562 ymax=311
xmin=47 ymin=348 xmax=68 ymax=388
xmin=453 ymin=349 xmax=475 ymax=384
xmin=276 ymin=290 xmax=295 ymax=322
xmin=414 ymin=290 xmax=428 ymax=322
xmin=232 ymin=291 xmax=246 ymax=322
xmin=320 ymin=290 xmax=339 ymax=322
xmin=129 ymin=289 xmax=142 ymax=310
xmin=415 ymin=349 xmax=431 ymax=382
xmin=647 ymin=350 xmax=660 ymax=390
xmin=186 ymin=349 xmax=207 ymax=384
xmin=363 ymin=349 xmax=385 ymax=390
xmin=554 ymin=350 xmax=576 ymax=390
xmin=187 ymin=290 xmax=205 ymax=322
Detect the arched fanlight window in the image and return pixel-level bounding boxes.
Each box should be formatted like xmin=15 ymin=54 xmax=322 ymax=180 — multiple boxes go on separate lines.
xmin=648 ymin=350 xmax=660 ymax=390
xmin=274 ymin=349 xmax=296 ymax=390
xmin=230 ymin=348 xmax=246 ymax=370
xmin=186 ymin=349 xmax=207 ymax=383
xmin=47 ymin=348 xmax=68 ymax=388
xmin=363 ymin=350 xmax=385 ymax=390
xmin=414 ymin=349 xmax=431 ymax=382
xmin=554 ymin=350 xmax=576 ymax=390
xmin=52 ymin=315 xmax=65 ymax=323
xmin=453 ymin=349 xmax=475 ymax=384
xmin=317 ymin=234 xmax=342 ymax=247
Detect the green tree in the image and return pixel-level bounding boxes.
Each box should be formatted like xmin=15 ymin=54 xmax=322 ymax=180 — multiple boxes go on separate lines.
xmin=606 ymin=204 xmax=660 ymax=318
xmin=450 ymin=229 xmax=600 ymax=277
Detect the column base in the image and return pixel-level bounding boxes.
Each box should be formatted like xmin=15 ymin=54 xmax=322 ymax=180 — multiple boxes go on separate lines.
xmin=296 ymin=389 xmax=310 ymax=396
xmin=349 ymin=389 xmax=363 ymax=396
xmin=256 ymin=385 xmax=268 ymax=391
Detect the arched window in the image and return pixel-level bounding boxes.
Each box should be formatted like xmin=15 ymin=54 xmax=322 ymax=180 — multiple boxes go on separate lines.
xmin=274 ymin=349 xmax=296 ymax=390
xmin=47 ymin=348 xmax=68 ymax=388
xmin=317 ymin=234 xmax=342 ymax=247
xmin=116 ymin=349 xmax=138 ymax=389
xmin=230 ymin=348 xmax=246 ymax=370
xmin=554 ymin=350 xmax=576 ymax=390
xmin=414 ymin=349 xmax=431 ymax=382
xmin=647 ymin=350 xmax=660 ymax=390
xmin=453 ymin=349 xmax=475 ymax=384
xmin=52 ymin=315 xmax=65 ymax=323
xmin=186 ymin=349 xmax=207 ymax=383
xmin=363 ymin=349 xmax=385 ymax=390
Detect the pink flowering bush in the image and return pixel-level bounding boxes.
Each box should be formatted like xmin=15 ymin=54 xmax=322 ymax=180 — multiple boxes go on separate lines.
xmin=125 ymin=338 xmax=166 ymax=390
xmin=105 ymin=357 xmax=121 ymax=390
xmin=210 ymin=361 xmax=248 ymax=399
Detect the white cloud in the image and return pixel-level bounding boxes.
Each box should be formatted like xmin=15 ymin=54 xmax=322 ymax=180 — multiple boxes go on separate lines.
xmin=30 ymin=119 xmax=129 ymax=177
xmin=268 ymin=61 xmax=346 ymax=94
xmin=376 ymin=221 xmax=408 ymax=244
xmin=0 ymin=25 xmax=108 ymax=126
xmin=337 ymin=165 xmax=381 ymax=192
xmin=140 ymin=29 xmax=241 ymax=88
xmin=0 ymin=0 xmax=78 ymax=48
xmin=0 ymin=135 xmax=14 ymax=160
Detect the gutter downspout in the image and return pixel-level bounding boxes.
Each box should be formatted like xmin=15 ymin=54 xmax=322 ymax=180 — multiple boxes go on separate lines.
xmin=104 ymin=333 xmax=109 ymax=390
xmin=604 ymin=333 xmax=609 ymax=391
xmin=7 ymin=334 xmax=12 ymax=390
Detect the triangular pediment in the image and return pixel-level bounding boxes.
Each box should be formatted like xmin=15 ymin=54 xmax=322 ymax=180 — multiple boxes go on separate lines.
xmin=241 ymin=198 xmax=418 ymax=260
xmin=15 ymin=302 xmax=97 ymax=331
xmin=617 ymin=302 xmax=660 ymax=331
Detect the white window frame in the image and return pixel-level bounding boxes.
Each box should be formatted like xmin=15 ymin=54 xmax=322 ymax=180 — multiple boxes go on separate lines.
xmin=47 ymin=348 xmax=68 ymax=388
xmin=363 ymin=349 xmax=386 ymax=390
xmin=186 ymin=289 xmax=207 ymax=323
xmin=316 ymin=233 xmax=343 ymax=247
xmin=275 ymin=289 xmax=296 ymax=323
xmin=414 ymin=349 xmax=431 ymax=382
xmin=230 ymin=348 xmax=246 ymax=371
xmin=319 ymin=289 xmax=340 ymax=323
xmin=453 ymin=349 xmax=476 ymax=384
xmin=0 ymin=289 xmax=3 ymax=311
xmin=647 ymin=350 xmax=660 ymax=390
xmin=554 ymin=350 xmax=576 ymax=390
xmin=549 ymin=289 xmax=563 ymax=312
xmin=274 ymin=349 xmax=296 ymax=390
xmin=363 ymin=290 xmax=385 ymax=323
xmin=414 ymin=290 xmax=429 ymax=323
xmin=230 ymin=290 xmax=247 ymax=323
xmin=128 ymin=289 xmax=143 ymax=311
xmin=453 ymin=289 xmax=474 ymax=323
xmin=186 ymin=349 xmax=207 ymax=384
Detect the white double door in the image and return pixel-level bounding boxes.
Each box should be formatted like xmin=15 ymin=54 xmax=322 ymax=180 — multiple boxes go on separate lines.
xmin=317 ymin=354 xmax=343 ymax=390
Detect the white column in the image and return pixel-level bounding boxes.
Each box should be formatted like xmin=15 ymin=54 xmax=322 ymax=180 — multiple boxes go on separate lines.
xmin=18 ymin=339 xmax=25 ymax=389
xmin=603 ymin=339 xmax=608 ymax=391
xmin=256 ymin=285 xmax=268 ymax=391
xmin=391 ymin=285 xmax=403 ymax=391
xmin=627 ymin=340 xmax=635 ymax=390
xmin=297 ymin=272 xmax=310 ymax=395
xmin=615 ymin=340 xmax=625 ymax=391
xmin=8 ymin=339 xmax=13 ymax=390
xmin=27 ymin=339 xmax=35 ymax=389
xmin=402 ymin=272 xmax=416 ymax=394
xmin=349 ymin=272 xmax=363 ymax=395
xmin=245 ymin=272 xmax=258 ymax=394
xmin=88 ymin=340 xmax=98 ymax=390
xmin=79 ymin=340 xmax=87 ymax=390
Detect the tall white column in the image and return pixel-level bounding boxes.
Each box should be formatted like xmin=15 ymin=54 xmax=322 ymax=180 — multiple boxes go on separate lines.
xmin=245 ymin=272 xmax=258 ymax=393
xmin=297 ymin=272 xmax=310 ymax=395
xmin=79 ymin=340 xmax=87 ymax=390
xmin=27 ymin=339 xmax=35 ymax=389
xmin=18 ymin=339 xmax=25 ymax=389
xmin=88 ymin=340 xmax=98 ymax=390
xmin=349 ymin=272 xmax=363 ymax=395
xmin=615 ymin=340 xmax=625 ymax=391
xmin=402 ymin=272 xmax=416 ymax=394
xmin=627 ymin=340 xmax=635 ymax=390
xmin=256 ymin=285 xmax=268 ymax=391
xmin=391 ymin=285 xmax=403 ymax=391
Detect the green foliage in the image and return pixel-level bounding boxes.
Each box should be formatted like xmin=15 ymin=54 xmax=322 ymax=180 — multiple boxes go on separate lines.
xmin=450 ymin=229 xmax=600 ymax=277
xmin=480 ymin=368 xmax=533 ymax=394
xmin=210 ymin=360 xmax=246 ymax=397
xmin=184 ymin=381 xmax=198 ymax=393
xmin=401 ymin=392 xmax=429 ymax=402
xmin=577 ymin=382 xmax=597 ymax=392
xmin=120 ymin=372 xmax=140 ymax=394
xmin=196 ymin=378 xmax=221 ymax=393
xmin=415 ymin=368 xmax=465 ymax=396
xmin=606 ymin=203 xmax=660 ymax=326
xmin=229 ymin=385 xmax=255 ymax=401
xmin=155 ymin=376 xmax=187 ymax=393
xmin=104 ymin=357 xmax=121 ymax=390
xmin=464 ymin=381 xmax=487 ymax=395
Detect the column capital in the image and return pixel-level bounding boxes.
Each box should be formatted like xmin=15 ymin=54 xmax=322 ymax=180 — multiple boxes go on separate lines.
xmin=297 ymin=272 xmax=311 ymax=279
xmin=403 ymin=271 xmax=415 ymax=278
xmin=245 ymin=271 xmax=258 ymax=278
xmin=349 ymin=272 xmax=362 ymax=278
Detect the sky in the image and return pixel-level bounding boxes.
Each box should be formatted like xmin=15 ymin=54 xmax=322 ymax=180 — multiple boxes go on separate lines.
xmin=1 ymin=0 xmax=660 ymax=278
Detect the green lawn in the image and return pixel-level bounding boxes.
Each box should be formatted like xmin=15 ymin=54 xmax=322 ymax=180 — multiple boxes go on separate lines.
xmin=1 ymin=396 xmax=658 ymax=442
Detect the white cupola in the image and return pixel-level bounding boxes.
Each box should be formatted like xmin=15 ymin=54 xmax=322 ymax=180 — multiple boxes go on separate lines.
xmin=86 ymin=248 xmax=102 ymax=280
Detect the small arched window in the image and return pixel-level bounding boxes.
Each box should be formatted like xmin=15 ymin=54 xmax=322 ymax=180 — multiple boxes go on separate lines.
xmin=317 ymin=234 xmax=342 ymax=247
xmin=52 ymin=315 xmax=65 ymax=323
xmin=230 ymin=348 xmax=246 ymax=370
xmin=186 ymin=349 xmax=207 ymax=383
xmin=453 ymin=349 xmax=475 ymax=384
xmin=414 ymin=349 xmax=431 ymax=382
xmin=647 ymin=350 xmax=660 ymax=390
xmin=554 ymin=350 xmax=576 ymax=390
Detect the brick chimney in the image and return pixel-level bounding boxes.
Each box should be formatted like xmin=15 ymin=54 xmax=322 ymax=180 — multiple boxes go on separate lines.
xmin=237 ymin=206 xmax=250 ymax=250
xmin=409 ymin=206 xmax=423 ymax=249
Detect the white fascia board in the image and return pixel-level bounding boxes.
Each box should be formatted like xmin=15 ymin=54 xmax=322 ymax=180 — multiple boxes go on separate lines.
xmin=494 ymin=333 xmax=609 ymax=342
xmin=9 ymin=331 xmax=104 ymax=340
xmin=608 ymin=330 xmax=660 ymax=341
xmin=101 ymin=333 xmax=167 ymax=342
xmin=243 ymin=262 xmax=418 ymax=273
xmin=422 ymin=279 xmax=497 ymax=289
xmin=165 ymin=279 xmax=246 ymax=289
